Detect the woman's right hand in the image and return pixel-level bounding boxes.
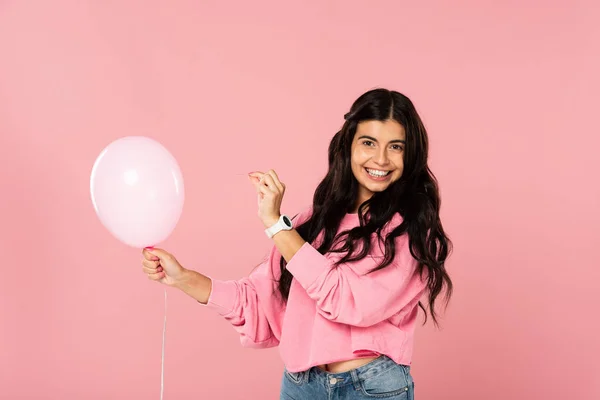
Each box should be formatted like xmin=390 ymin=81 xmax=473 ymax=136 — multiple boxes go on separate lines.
xmin=141 ymin=247 xmax=187 ymax=287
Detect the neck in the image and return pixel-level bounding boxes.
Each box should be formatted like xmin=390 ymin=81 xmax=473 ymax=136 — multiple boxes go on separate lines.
xmin=353 ymin=187 xmax=373 ymax=213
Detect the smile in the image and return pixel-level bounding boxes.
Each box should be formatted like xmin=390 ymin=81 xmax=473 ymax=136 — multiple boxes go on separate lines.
xmin=365 ymin=168 xmax=391 ymax=177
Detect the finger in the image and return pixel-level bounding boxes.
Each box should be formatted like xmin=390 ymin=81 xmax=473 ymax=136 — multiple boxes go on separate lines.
xmin=266 ymin=170 xmax=285 ymax=193
xmin=142 ymin=259 xmax=160 ymax=269
xmin=147 ymin=271 xmax=165 ymax=281
xmin=145 ymin=247 xmax=172 ymax=262
xmin=259 ymin=174 xmax=268 ymax=187
xmin=142 ymin=248 xmax=159 ymax=261
xmin=256 ymin=183 xmax=273 ymax=196
xmin=248 ymin=175 xmax=263 ymax=191
xmin=251 ymin=172 xmax=272 ymax=189
xmin=248 ymin=171 xmax=265 ymax=181
xmin=142 ymin=265 xmax=163 ymax=274
xmin=251 ymin=176 xmax=273 ymax=195
xmin=261 ymin=174 xmax=279 ymax=193
xmin=248 ymin=173 xmax=270 ymax=191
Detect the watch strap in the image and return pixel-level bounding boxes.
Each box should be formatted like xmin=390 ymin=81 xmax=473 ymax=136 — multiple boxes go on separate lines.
xmin=265 ymin=215 xmax=292 ymax=238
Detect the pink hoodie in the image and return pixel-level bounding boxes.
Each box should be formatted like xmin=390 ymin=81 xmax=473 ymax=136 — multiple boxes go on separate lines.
xmin=204 ymin=208 xmax=427 ymax=373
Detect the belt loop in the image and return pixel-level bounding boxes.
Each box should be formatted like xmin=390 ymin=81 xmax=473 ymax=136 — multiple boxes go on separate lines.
xmin=302 ymin=368 xmax=310 ymax=383
xmin=350 ymin=369 xmax=361 ymax=391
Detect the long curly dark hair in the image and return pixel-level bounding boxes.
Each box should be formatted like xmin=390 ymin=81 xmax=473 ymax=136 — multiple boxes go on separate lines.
xmin=278 ymin=88 xmax=453 ymax=327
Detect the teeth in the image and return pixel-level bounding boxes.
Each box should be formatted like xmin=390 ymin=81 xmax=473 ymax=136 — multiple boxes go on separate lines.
xmin=366 ymin=168 xmax=390 ymax=177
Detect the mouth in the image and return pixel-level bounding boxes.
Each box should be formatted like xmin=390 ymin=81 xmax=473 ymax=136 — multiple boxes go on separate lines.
xmin=365 ymin=168 xmax=392 ymax=181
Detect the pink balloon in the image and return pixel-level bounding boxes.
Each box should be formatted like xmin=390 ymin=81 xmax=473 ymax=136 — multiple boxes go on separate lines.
xmin=90 ymin=136 xmax=185 ymax=248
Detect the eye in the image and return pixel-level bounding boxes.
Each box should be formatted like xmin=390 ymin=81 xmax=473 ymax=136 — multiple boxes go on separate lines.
xmin=391 ymin=144 xmax=404 ymax=151
xmin=361 ymin=140 xmax=375 ymax=147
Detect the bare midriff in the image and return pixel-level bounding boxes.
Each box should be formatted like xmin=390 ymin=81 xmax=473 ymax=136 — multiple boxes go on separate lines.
xmin=317 ymin=356 xmax=380 ymax=373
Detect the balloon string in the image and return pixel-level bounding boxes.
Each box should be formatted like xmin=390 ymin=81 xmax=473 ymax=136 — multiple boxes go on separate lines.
xmin=161 ymin=288 xmax=167 ymax=400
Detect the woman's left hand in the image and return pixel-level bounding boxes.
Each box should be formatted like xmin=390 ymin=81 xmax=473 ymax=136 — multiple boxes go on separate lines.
xmin=248 ymin=169 xmax=286 ymax=228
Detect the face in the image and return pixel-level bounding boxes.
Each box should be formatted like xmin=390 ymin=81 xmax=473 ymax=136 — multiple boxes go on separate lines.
xmin=350 ymin=119 xmax=406 ymax=208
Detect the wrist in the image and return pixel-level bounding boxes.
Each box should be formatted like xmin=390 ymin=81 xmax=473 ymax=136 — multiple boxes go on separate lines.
xmin=172 ymin=268 xmax=212 ymax=304
xmin=262 ymin=214 xmax=281 ymax=228
xmin=171 ymin=268 xmax=194 ymax=289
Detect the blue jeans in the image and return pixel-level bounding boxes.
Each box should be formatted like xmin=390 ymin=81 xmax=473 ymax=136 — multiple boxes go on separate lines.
xmin=280 ymin=356 xmax=415 ymax=399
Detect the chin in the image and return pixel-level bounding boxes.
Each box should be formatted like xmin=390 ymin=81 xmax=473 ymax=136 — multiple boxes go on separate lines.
xmin=368 ymin=183 xmax=391 ymax=193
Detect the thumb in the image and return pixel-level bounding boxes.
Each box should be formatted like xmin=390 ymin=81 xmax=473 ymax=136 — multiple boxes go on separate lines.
xmin=144 ymin=247 xmax=172 ymax=261
xmin=248 ymin=171 xmax=264 ymax=184
xmin=248 ymin=171 xmax=264 ymax=179
xmin=248 ymin=175 xmax=262 ymax=190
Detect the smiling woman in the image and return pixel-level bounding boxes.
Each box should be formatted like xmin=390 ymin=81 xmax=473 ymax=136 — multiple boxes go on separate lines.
xmin=351 ymin=119 xmax=406 ymax=207
xmin=140 ymin=88 xmax=452 ymax=400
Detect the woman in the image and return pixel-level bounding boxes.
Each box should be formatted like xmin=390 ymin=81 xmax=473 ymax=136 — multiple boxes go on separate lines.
xmin=141 ymin=88 xmax=453 ymax=399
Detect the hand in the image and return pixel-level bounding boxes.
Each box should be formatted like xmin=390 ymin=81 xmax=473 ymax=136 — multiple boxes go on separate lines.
xmin=248 ymin=169 xmax=286 ymax=228
xmin=141 ymin=247 xmax=187 ymax=287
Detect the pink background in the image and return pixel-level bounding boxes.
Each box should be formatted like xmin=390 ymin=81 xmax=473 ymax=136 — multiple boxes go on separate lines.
xmin=1 ymin=1 xmax=599 ymax=399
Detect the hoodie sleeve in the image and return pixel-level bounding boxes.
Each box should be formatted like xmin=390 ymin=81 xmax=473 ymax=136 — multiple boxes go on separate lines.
xmin=285 ymin=232 xmax=427 ymax=327
xmin=204 ymin=245 xmax=285 ymax=348
xmin=202 ymin=207 xmax=313 ymax=348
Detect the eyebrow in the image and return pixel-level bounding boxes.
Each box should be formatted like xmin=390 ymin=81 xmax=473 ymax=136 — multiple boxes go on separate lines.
xmin=357 ymin=135 xmax=406 ymax=144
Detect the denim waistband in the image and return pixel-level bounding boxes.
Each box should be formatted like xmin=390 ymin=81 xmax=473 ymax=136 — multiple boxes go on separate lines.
xmin=287 ymin=356 xmax=409 ymax=389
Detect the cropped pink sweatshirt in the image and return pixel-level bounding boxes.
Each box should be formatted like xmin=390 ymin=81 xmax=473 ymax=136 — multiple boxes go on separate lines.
xmin=204 ymin=209 xmax=427 ymax=373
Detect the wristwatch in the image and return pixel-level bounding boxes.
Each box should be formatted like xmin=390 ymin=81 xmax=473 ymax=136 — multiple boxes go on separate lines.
xmin=265 ymin=215 xmax=293 ymax=238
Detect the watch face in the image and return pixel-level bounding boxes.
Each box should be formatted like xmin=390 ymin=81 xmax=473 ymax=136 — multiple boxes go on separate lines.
xmin=282 ymin=215 xmax=292 ymax=228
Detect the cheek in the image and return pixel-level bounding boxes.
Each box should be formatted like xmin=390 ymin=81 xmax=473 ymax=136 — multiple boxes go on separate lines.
xmin=352 ymin=149 xmax=370 ymax=165
xmin=392 ymin=157 xmax=404 ymax=175
xmin=389 ymin=153 xmax=402 ymax=163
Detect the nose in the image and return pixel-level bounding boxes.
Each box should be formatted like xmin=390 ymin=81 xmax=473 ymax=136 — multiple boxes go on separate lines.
xmin=373 ymin=148 xmax=390 ymax=165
